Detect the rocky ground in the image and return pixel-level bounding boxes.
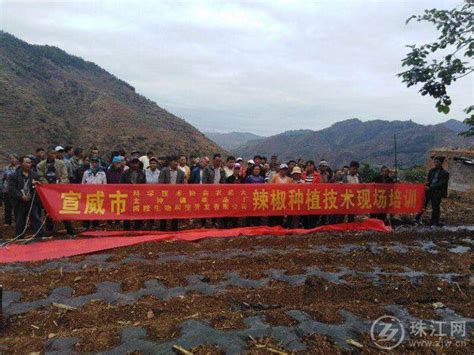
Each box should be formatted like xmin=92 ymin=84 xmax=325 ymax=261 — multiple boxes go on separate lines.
xmin=0 ymin=198 xmax=473 ymax=353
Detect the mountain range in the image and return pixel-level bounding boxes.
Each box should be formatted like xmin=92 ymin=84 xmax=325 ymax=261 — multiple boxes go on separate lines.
xmin=229 ymin=119 xmax=473 ymax=167
xmin=204 ymin=131 xmax=264 ymax=151
xmin=0 ymin=32 xmax=223 ymax=159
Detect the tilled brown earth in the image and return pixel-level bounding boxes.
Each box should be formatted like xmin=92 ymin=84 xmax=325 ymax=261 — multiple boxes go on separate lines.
xmin=0 ymin=229 xmax=473 ymax=353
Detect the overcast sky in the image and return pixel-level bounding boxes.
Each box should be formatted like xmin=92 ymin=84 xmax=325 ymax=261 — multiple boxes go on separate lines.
xmin=2 ymin=0 xmax=472 ymax=135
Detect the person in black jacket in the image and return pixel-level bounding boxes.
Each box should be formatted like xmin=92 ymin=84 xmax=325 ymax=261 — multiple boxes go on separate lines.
xmin=120 ymin=158 xmax=146 ymax=230
xmin=416 ymin=156 xmax=450 ymax=226
xmin=7 ymin=156 xmax=43 ymax=239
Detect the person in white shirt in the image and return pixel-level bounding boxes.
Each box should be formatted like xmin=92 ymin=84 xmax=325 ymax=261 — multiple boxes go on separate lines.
xmin=145 ymin=157 xmax=160 ymax=184
xmin=82 ymin=157 xmax=107 ymax=229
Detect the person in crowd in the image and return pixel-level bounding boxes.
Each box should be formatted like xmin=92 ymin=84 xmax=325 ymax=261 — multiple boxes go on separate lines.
xmin=301 ymin=160 xmax=320 ymax=228
xmin=144 ymin=157 xmax=160 ymax=229
xmin=121 ymin=157 xmax=146 ymax=230
xmin=106 ymin=156 xmax=124 ymax=227
xmin=263 ymin=163 xmax=272 ymax=182
xmin=342 ymin=165 xmax=350 ymax=176
xmin=158 ymin=156 xmax=167 ymax=170
xmin=374 ymin=165 xmax=394 ymax=184
xmin=178 ymin=155 xmax=191 ymax=182
xmin=297 ymin=158 xmax=305 ymax=169
xmin=319 ymin=160 xmax=333 ymax=183
xmin=224 ymin=156 xmax=236 ymax=178
xmin=202 ymin=153 xmax=226 ymax=227
xmin=271 ymin=164 xmax=291 ymax=184
xmin=245 ymin=164 xmax=265 ymax=226
xmin=342 ymin=161 xmax=361 ymax=223
xmin=333 ymin=169 xmax=344 ymax=183
xmin=33 ymin=147 xmax=45 ymax=167
xmin=269 ymin=155 xmax=278 ymax=172
xmin=287 ymin=160 xmax=297 ymax=176
xmin=129 ymin=150 xmax=144 ymax=170
xmin=245 ymin=159 xmax=255 ymax=178
xmin=291 ymin=166 xmax=304 ymax=184
xmin=81 ymin=157 xmax=107 ymax=230
xmin=303 ymin=160 xmax=321 ymax=184
xmin=55 ymin=146 xmax=74 ymax=185
xmin=74 ymin=156 xmax=90 ymax=185
xmin=371 ymin=165 xmax=395 ymax=223
xmin=159 ymin=156 xmax=185 ymax=231
xmin=287 ymin=166 xmax=305 ymax=228
xmin=64 ymin=146 xmax=74 ymax=162
xmin=7 ymin=156 xmax=43 ymax=239
xmin=189 ymin=157 xmax=207 ymax=184
xmin=69 ymin=148 xmax=84 ymax=183
xmin=2 ymin=154 xmax=20 ymax=227
xmin=416 ymin=156 xmax=450 ymax=226
xmin=139 ymin=150 xmax=154 ymax=170
xmin=253 ymin=155 xmax=266 ymax=177
xmin=189 ymin=155 xmax=198 ymax=170
xmin=145 ymin=157 xmax=160 ymax=184
xmin=269 ymin=164 xmax=291 ymax=227
xmin=222 ymin=163 xmax=245 ymax=228
xmin=37 ymin=147 xmax=75 ymax=236
xmin=90 ymin=147 xmax=107 ymax=170
xmin=226 ymin=163 xmax=245 ymax=184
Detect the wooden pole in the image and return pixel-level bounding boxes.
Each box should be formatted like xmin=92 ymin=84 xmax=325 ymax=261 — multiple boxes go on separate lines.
xmin=394 ymin=133 xmax=398 ymax=181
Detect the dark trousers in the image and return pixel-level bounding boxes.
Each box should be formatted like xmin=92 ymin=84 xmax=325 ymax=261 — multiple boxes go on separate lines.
xmin=14 ymin=203 xmax=43 ymax=238
xmin=246 ymin=217 xmax=261 ymax=226
xmin=46 ymin=217 xmax=75 ymax=235
xmin=124 ymin=220 xmax=143 ymax=230
xmin=3 ymin=193 xmax=13 ymax=225
xmin=83 ymin=220 xmax=99 ymax=229
xmin=222 ymin=217 xmax=238 ymax=228
xmin=268 ymin=216 xmax=284 ymax=227
xmin=421 ymin=191 xmax=443 ymax=224
xmin=160 ymin=219 xmax=178 ymax=231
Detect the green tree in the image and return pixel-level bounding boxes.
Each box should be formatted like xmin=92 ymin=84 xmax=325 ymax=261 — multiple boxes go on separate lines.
xmin=399 ymin=1 xmax=473 ymax=136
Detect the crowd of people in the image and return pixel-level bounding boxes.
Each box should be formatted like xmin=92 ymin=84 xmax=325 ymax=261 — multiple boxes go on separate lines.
xmin=1 ymin=145 xmax=449 ymax=239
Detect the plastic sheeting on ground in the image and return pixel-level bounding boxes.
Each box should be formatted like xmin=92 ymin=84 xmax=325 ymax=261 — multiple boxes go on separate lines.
xmin=0 ymin=219 xmax=390 ymax=264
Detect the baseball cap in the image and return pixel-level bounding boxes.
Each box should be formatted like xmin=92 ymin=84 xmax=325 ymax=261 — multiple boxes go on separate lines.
xmin=234 ymin=163 xmax=241 ymax=169
xmin=319 ymin=160 xmax=329 ymax=166
xmin=247 ymin=159 xmax=255 ymax=165
xmin=236 ymin=157 xmax=243 ymax=162
xmin=112 ymin=156 xmax=122 ymax=163
xmin=91 ymin=157 xmax=100 ymax=162
xmin=55 ymin=146 xmax=65 ymax=152
xmin=279 ymin=163 xmax=288 ymax=169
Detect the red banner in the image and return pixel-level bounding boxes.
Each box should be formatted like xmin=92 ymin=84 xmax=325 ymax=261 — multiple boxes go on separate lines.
xmin=36 ymin=183 xmax=425 ymax=221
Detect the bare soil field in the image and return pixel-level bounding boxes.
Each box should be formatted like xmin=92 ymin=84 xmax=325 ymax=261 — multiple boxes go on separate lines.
xmin=0 ymin=199 xmax=472 ymax=353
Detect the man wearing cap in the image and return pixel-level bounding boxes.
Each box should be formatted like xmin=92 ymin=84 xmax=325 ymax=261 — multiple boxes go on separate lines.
xmin=318 ymin=160 xmax=333 ymax=183
xmin=55 ymin=146 xmax=74 ymax=184
xmin=37 ymin=147 xmax=75 ymax=236
xmin=416 ymin=156 xmax=450 ymax=226
xmin=2 ymin=154 xmax=20 ymax=227
xmin=106 ymin=156 xmax=124 ymax=228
